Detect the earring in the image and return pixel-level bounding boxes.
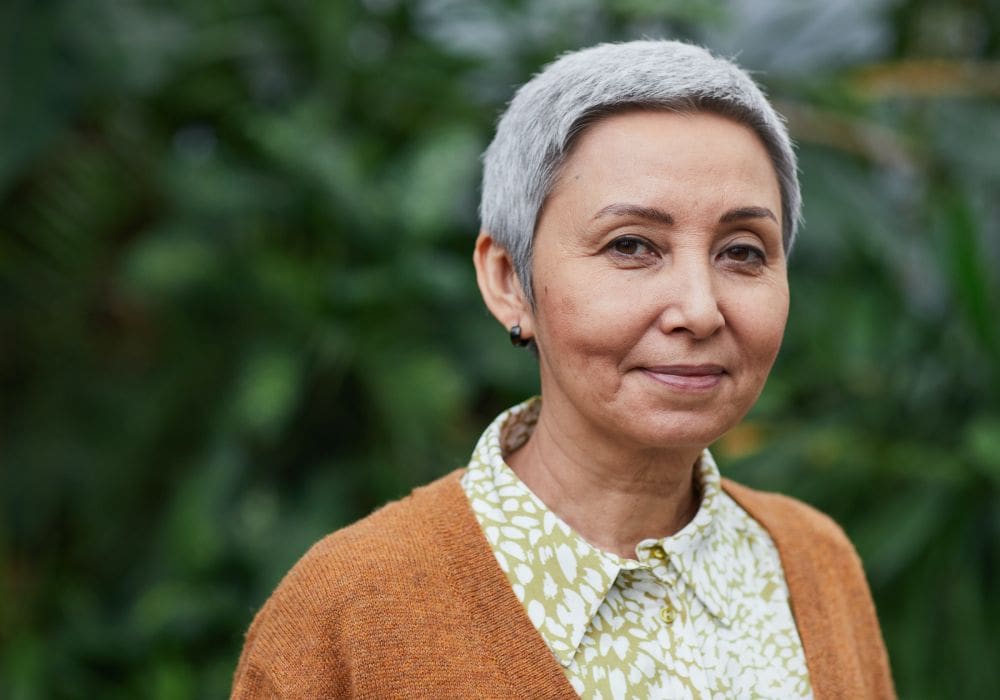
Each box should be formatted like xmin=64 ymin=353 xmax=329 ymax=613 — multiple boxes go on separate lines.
xmin=509 ymin=324 xmax=530 ymax=347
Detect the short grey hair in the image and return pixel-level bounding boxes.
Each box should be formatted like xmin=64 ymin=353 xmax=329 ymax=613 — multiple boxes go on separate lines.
xmin=480 ymin=39 xmax=801 ymax=304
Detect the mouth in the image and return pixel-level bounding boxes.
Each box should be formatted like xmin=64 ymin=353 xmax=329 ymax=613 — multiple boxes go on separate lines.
xmin=639 ymin=364 xmax=726 ymax=391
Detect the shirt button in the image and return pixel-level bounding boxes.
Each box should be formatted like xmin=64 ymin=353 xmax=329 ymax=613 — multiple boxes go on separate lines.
xmin=659 ymin=605 xmax=677 ymax=624
xmin=650 ymin=545 xmax=667 ymax=561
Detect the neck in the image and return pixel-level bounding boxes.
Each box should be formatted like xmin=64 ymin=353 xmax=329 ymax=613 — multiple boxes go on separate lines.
xmin=505 ymin=406 xmax=702 ymax=559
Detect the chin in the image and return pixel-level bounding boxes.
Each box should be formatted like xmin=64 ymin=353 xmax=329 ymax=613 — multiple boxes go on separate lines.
xmin=623 ymin=412 xmax=742 ymax=452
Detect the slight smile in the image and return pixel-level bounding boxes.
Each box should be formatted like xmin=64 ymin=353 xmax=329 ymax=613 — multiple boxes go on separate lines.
xmin=640 ymin=365 xmax=726 ymax=391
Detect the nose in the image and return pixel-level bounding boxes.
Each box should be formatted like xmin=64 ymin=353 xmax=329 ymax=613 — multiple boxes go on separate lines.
xmin=655 ymin=257 xmax=725 ymax=339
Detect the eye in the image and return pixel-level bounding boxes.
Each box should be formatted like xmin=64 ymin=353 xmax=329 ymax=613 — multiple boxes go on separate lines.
xmin=720 ymin=244 xmax=766 ymax=267
xmin=608 ymin=236 xmax=654 ymax=257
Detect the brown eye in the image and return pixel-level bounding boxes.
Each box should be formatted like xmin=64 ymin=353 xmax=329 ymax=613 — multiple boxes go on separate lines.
xmin=722 ymin=245 xmax=764 ymax=264
xmin=610 ymin=237 xmax=649 ymax=256
xmin=728 ymin=246 xmax=750 ymax=261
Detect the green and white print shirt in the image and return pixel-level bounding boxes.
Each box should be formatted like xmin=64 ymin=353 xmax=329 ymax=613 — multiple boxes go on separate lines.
xmin=461 ymin=399 xmax=813 ymax=700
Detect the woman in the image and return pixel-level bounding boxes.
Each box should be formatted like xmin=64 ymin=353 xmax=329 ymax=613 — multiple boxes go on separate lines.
xmin=232 ymin=40 xmax=894 ymax=699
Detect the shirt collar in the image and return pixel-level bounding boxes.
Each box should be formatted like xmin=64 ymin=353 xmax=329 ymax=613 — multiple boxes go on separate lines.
xmin=635 ymin=449 xmax=746 ymax=626
xmin=465 ymin=398 xmax=619 ymax=667
xmin=464 ymin=398 xmax=742 ymax=665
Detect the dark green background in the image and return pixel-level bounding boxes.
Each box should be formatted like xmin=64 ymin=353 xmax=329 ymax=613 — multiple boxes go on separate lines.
xmin=2 ymin=0 xmax=999 ymax=697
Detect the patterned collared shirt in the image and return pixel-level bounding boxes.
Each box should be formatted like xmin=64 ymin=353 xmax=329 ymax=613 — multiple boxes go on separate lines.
xmin=461 ymin=399 xmax=812 ymax=699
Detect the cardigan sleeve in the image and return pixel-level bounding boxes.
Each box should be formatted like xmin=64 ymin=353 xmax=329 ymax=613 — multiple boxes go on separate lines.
xmin=229 ymin=472 xmax=581 ymax=700
xmin=231 ymin=658 xmax=279 ymax=699
xmin=230 ymin=533 xmax=356 ymax=699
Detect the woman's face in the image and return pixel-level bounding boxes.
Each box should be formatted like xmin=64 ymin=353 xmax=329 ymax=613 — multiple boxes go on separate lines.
xmin=528 ymin=110 xmax=788 ymax=453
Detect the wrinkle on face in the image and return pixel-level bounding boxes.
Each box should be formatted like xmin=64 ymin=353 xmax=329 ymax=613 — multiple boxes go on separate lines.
xmin=525 ymin=110 xmax=788 ymax=457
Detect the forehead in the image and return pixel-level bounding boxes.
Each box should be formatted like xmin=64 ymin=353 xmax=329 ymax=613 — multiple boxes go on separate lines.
xmin=547 ymin=110 xmax=782 ymax=220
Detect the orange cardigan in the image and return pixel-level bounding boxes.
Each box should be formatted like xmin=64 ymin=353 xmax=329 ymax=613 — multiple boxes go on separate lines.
xmin=232 ymin=471 xmax=895 ymax=699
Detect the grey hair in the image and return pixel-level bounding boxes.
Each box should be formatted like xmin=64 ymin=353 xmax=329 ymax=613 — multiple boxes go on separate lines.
xmin=480 ymin=40 xmax=801 ymax=305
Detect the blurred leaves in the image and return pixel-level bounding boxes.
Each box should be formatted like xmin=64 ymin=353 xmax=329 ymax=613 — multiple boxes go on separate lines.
xmin=1 ymin=0 xmax=999 ymax=698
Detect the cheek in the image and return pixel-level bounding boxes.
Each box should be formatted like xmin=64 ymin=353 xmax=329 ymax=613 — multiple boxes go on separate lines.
xmin=540 ymin=287 xmax=595 ymax=356
xmin=732 ymin=286 xmax=789 ymax=369
xmin=536 ymin=275 xmax=641 ymax=363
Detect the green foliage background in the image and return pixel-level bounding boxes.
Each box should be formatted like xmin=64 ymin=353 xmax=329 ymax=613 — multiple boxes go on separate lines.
xmin=2 ymin=0 xmax=998 ymax=697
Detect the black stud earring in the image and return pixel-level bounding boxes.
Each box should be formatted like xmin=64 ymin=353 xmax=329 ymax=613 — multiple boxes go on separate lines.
xmin=509 ymin=324 xmax=530 ymax=347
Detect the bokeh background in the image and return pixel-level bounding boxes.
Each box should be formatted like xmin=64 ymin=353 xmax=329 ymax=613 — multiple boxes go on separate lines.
xmin=2 ymin=0 xmax=999 ymax=697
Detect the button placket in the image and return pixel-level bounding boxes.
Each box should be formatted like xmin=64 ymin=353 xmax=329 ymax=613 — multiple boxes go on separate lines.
xmin=638 ymin=544 xmax=682 ymax=628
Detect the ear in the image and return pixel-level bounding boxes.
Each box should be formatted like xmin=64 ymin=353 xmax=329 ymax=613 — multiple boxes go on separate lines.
xmin=473 ymin=231 xmax=533 ymax=339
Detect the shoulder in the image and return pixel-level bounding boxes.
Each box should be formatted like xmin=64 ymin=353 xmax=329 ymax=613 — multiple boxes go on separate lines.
xmin=722 ymin=477 xmax=855 ymax=553
xmin=231 ymin=470 xmax=469 ymax=696
xmin=721 ymin=477 xmax=871 ymax=585
xmin=306 ymin=470 xmax=465 ymax=564
xmin=265 ymin=468 xmax=467 ymax=611
xmin=721 ymin=482 xmax=896 ymax=697
xmin=720 ymin=478 xmax=876 ymax=622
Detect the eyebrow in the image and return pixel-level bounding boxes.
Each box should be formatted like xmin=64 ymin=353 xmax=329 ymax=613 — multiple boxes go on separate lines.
xmin=718 ymin=206 xmax=778 ymax=225
xmin=592 ymin=203 xmax=674 ymax=226
xmin=593 ymin=203 xmax=779 ymax=227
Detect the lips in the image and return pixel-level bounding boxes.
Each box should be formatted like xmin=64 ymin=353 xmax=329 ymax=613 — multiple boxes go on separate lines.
xmin=640 ymin=364 xmax=726 ymax=391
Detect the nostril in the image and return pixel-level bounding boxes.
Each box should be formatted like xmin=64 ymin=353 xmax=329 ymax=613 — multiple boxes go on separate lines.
xmin=656 ymin=283 xmax=724 ymax=339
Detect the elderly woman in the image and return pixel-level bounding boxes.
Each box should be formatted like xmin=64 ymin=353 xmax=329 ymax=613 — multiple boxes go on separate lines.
xmin=232 ymin=40 xmax=894 ymax=699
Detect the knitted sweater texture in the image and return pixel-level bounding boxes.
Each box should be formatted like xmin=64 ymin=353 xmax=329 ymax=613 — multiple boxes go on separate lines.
xmin=232 ymin=471 xmax=895 ymax=699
